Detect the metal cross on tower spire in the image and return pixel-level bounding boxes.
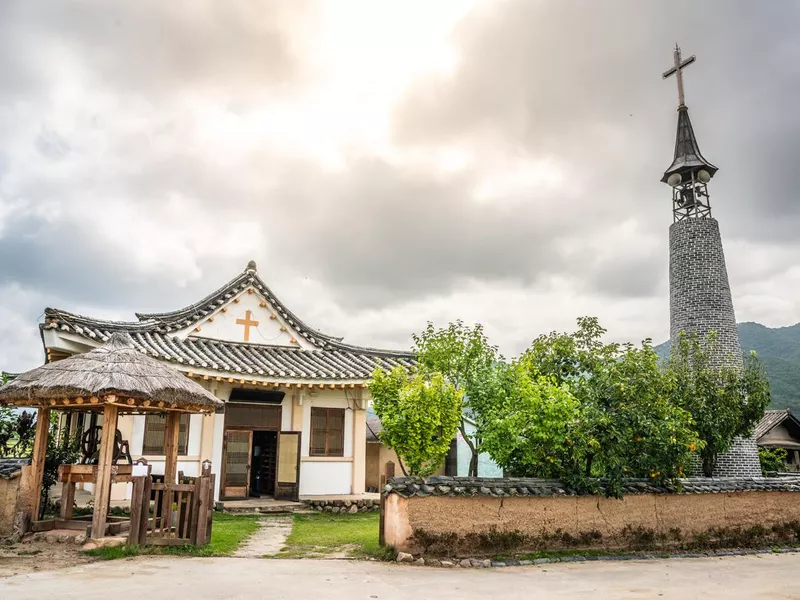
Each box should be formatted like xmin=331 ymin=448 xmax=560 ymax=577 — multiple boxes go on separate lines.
xmin=661 ymin=45 xmax=717 ymax=221
xmin=662 ymin=44 xmax=696 ymax=107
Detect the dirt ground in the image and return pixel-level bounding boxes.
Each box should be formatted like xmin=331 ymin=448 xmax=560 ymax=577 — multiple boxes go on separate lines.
xmin=4 ymin=553 xmax=800 ymax=599
xmin=0 ymin=540 xmax=95 ymax=578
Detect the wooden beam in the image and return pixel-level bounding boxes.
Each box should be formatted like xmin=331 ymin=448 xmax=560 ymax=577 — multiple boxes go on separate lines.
xmin=163 ymin=411 xmax=181 ymax=486
xmin=91 ymin=403 xmax=118 ymax=539
xmin=30 ymin=407 xmax=51 ymax=524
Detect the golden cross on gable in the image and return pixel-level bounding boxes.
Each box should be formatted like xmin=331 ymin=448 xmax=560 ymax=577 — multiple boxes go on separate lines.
xmin=235 ymin=310 xmax=260 ymax=343
xmin=662 ymin=44 xmax=696 ymax=108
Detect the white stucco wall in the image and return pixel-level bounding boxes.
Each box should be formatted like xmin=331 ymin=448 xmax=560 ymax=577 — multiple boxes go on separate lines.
xmin=297 ymin=390 xmax=357 ymax=495
xmin=212 ymin=413 xmax=225 ymax=502
xmin=300 ymin=462 xmax=353 ymax=495
xmin=280 ymin=395 xmax=293 ymax=431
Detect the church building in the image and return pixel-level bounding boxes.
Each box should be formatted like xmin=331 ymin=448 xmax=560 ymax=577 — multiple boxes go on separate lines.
xmin=39 ymin=261 xmax=415 ymax=502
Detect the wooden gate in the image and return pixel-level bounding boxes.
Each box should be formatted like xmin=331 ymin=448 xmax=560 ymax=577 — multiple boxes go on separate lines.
xmin=222 ymin=429 xmax=253 ymax=499
xmin=128 ymin=462 xmax=215 ymax=547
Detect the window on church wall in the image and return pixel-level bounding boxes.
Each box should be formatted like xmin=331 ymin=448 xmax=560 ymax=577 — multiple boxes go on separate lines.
xmin=142 ymin=414 xmax=190 ymax=455
xmin=310 ymin=408 xmax=345 ymax=457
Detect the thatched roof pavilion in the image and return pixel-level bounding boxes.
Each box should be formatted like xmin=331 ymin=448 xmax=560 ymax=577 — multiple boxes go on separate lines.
xmin=0 ymin=332 xmax=222 ymax=413
xmin=0 ymin=333 xmax=223 ymax=540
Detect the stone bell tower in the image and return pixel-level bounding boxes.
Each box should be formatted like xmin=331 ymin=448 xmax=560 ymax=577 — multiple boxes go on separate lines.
xmin=662 ymin=45 xmax=761 ymax=477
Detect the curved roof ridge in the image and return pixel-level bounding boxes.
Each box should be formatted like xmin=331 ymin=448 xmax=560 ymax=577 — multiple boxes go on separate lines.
xmin=324 ymin=338 xmax=416 ymax=359
xmin=135 ymin=269 xmax=251 ymax=322
xmin=182 ymin=335 xmax=412 ymax=359
xmin=41 ymin=262 xmax=416 ymax=361
xmin=44 ymin=307 xmax=158 ymax=330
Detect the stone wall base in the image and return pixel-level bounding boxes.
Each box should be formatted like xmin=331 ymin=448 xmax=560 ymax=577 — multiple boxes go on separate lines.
xmin=302 ymin=498 xmax=379 ymax=513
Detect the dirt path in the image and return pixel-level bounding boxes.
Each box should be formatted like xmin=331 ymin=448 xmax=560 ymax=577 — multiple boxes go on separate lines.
xmin=233 ymin=516 xmax=293 ymax=557
xmin=0 ymin=542 xmax=94 ymax=579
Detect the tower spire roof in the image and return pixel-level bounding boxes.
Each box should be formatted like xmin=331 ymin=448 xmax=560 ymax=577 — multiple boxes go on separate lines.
xmin=660 ymin=106 xmax=718 ymax=183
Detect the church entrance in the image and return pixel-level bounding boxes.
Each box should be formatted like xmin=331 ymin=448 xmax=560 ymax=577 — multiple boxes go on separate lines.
xmin=221 ymin=389 xmax=283 ymax=500
xmin=250 ymin=430 xmax=278 ymax=496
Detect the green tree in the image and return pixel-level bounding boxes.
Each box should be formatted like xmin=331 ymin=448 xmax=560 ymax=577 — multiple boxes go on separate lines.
xmin=369 ymin=366 xmax=463 ymax=476
xmin=0 ymin=408 xmax=36 ymax=458
xmin=513 ymin=317 xmax=699 ymax=496
xmin=668 ymin=332 xmax=771 ymax=476
xmin=412 ymin=321 xmax=499 ymax=476
xmin=758 ymin=447 xmax=788 ymax=475
xmin=476 ymin=357 xmax=581 ymax=479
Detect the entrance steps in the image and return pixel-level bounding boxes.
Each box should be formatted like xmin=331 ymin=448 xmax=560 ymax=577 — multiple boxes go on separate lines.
xmin=217 ymin=498 xmax=311 ymax=515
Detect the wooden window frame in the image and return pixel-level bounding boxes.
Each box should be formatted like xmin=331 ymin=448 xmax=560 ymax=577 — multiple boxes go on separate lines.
xmin=143 ymin=413 xmax=191 ymax=456
xmin=309 ymin=407 xmax=345 ymax=457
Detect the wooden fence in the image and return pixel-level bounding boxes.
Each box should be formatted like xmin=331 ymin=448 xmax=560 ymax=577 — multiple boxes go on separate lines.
xmin=128 ymin=463 xmax=215 ymax=547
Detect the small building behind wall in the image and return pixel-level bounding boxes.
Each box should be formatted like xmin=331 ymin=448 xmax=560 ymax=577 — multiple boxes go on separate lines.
xmin=39 ymin=261 xmax=415 ymax=502
xmin=756 ymin=409 xmax=800 ymax=471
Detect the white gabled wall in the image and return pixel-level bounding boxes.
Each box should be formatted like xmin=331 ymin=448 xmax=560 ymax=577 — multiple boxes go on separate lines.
xmin=172 ymin=287 xmax=315 ymax=350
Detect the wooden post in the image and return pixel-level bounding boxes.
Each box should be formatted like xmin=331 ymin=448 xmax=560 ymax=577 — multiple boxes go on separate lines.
xmin=139 ymin=476 xmax=152 ymax=545
xmin=193 ymin=462 xmax=213 ymax=545
xmin=378 ymin=473 xmax=386 ymax=547
xmin=91 ymin=404 xmax=118 ymax=539
xmin=128 ymin=475 xmax=146 ymax=547
xmin=30 ymin=407 xmax=51 ymax=524
xmin=206 ymin=473 xmax=215 ymax=544
xmin=161 ymin=412 xmax=181 ymax=534
xmin=59 ymin=481 xmax=76 ymax=520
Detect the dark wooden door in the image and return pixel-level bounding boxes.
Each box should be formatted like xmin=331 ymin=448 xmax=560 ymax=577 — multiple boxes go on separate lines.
xmin=274 ymin=431 xmax=301 ymax=501
xmin=222 ymin=429 xmax=252 ymax=499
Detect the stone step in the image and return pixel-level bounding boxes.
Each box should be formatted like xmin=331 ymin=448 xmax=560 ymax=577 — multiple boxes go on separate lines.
xmin=217 ymin=501 xmax=310 ymax=515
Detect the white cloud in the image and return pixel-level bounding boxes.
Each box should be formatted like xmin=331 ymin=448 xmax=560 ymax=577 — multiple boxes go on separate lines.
xmin=0 ymin=0 xmax=798 ymax=372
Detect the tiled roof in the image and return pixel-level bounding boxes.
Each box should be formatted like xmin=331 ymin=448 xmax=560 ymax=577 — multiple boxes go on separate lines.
xmin=366 ymin=415 xmax=383 ymax=442
xmin=0 ymin=458 xmax=30 ymax=480
xmin=40 ymin=262 xmax=415 ymax=382
xmin=756 ymin=409 xmax=799 ymax=440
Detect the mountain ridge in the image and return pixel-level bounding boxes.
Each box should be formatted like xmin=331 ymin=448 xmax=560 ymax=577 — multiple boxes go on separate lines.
xmin=655 ymin=322 xmax=800 ymax=413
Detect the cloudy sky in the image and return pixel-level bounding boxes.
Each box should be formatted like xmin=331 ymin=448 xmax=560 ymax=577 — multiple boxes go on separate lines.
xmin=1 ymin=0 xmax=798 ymax=371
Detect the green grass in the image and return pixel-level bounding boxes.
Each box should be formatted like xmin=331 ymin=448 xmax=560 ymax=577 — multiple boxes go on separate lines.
xmin=276 ymin=512 xmax=392 ymax=560
xmin=85 ymin=513 xmax=262 ymax=560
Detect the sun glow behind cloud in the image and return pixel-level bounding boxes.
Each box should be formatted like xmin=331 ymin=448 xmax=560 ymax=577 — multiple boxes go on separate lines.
xmin=198 ymin=0 xmax=482 ymax=169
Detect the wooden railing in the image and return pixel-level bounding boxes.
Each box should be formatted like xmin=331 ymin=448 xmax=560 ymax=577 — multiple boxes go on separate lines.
xmin=128 ymin=463 xmax=215 ymax=547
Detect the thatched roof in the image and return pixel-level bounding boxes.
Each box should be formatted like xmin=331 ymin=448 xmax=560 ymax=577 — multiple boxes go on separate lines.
xmin=0 ymin=333 xmax=223 ymax=413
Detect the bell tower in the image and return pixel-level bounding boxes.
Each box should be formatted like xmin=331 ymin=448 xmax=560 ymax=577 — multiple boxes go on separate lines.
xmin=662 ymin=45 xmax=761 ymax=477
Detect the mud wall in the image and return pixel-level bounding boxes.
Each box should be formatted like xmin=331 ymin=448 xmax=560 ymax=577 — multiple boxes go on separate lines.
xmin=384 ymin=490 xmax=800 ymax=554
